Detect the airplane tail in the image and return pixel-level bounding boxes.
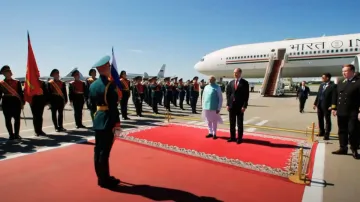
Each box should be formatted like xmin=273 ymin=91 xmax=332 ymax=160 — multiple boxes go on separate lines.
xmin=65 ymin=68 xmax=78 ymax=77
xmin=157 ymin=64 xmax=166 ymax=78
xmin=143 ymin=72 xmax=149 ymax=79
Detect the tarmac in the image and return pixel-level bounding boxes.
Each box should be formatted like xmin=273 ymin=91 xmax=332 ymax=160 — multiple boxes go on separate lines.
xmin=0 ymin=85 xmax=359 ymax=202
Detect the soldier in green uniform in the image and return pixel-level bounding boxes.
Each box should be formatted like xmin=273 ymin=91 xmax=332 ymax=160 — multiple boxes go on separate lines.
xmin=30 ymin=78 xmax=49 ymax=136
xmin=331 ymin=64 xmax=360 ymax=159
xmin=150 ymin=77 xmax=161 ymax=114
xmin=185 ymin=80 xmax=191 ymax=105
xmin=89 ymin=55 xmax=121 ymax=188
xmin=178 ymin=78 xmax=185 ymax=110
xmin=132 ymin=76 xmax=143 ymax=117
xmin=190 ymin=76 xmax=200 ymax=114
xmin=171 ymin=77 xmax=178 ymax=107
xmin=142 ymin=77 xmax=148 ymax=105
xmin=86 ymin=69 xmax=97 ymax=121
xmin=162 ymin=77 xmax=172 ymax=112
xmin=0 ymin=65 xmax=24 ymax=140
xmin=68 ymin=70 xmax=87 ymax=128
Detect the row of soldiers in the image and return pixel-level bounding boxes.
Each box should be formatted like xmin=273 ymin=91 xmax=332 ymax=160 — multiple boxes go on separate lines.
xmin=0 ymin=64 xmax=210 ymax=141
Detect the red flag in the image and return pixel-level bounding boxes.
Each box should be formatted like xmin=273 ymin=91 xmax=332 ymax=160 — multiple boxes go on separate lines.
xmin=24 ymin=31 xmax=43 ymax=104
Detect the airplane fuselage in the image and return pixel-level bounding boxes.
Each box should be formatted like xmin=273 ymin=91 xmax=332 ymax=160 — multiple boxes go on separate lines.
xmin=194 ymin=33 xmax=360 ymax=78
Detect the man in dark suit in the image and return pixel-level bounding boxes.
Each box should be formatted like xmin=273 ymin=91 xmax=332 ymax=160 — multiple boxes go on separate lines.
xmin=296 ymin=81 xmax=310 ymax=113
xmin=313 ymin=73 xmax=336 ymax=140
xmin=331 ymin=64 xmax=360 ymax=159
xmin=226 ymin=68 xmax=249 ymax=144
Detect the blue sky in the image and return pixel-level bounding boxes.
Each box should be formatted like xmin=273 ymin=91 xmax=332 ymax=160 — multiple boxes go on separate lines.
xmin=1 ymin=0 xmax=359 ymax=80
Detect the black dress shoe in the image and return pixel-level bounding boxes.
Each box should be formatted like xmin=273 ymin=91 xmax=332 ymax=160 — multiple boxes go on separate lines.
xmin=323 ymin=137 xmax=330 ymax=140
xmin=351 ymin=149 xmax=359 ymax=159
xmin=332 ymin=149 xmax=348 ymax=155
xmin=227 ymin=139 xmax=236 ymax=142
xmin=15 ymin=135 xmax=22 ymax=140
xmin=206 ymin=134 xmax=213 ymax=138
xmin=213 ymin=135 xmax=218 ymax=140
xmin=236 ymin=139 xmax=243 ymax=144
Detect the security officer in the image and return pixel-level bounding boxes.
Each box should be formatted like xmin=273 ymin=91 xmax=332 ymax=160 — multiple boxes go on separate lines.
xmin=119 ymin=71 xmax=130 ymax=120
xmin=69 ymin=70 xmax=87 ymax=128
xmin=190 ymin=76 xmax=200 ymax=114
xmin=0 ymin=65 xmax=24 ymax=140
xmin=331 ymin=64 xmax=360 ymax=159
xmin=48 ymin=69 xmax=68 ymax=132
xmin=89 ymin=55 xmax=121 ymax=189
xmin=177 ymin=78 xmax=185 ymax=110
xmin=132 ymin=76 xmax=143 ymax=117
xmin=86 ymin=69 xmax=97 ymax=114
xmin=163 ymin=77 xmax=172 ymax=111
xmin=150 ymin=77 xmax=160 ymax=114
xmin=30 ymin=78 xmax=49 ymax=136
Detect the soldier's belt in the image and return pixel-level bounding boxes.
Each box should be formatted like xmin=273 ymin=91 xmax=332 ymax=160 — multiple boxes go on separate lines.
xmin=74 ymin=92 xmax=84 ymax=94
xmin=97 ymin=106 xmax=109 ymax=111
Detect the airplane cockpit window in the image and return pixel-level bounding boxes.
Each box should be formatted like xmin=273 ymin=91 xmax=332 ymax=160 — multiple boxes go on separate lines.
xmin=355 ymin=48 xmax=358 ymax=51
xmin=200 ymin=58 xmax=205 ymax=62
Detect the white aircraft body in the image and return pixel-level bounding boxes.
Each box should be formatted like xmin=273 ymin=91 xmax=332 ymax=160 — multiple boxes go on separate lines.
xmin=133 ymin=64 xmax=166 ymax=80
xmin=194 ymin=33 xmax=360 ymax=80
xmin=15 ymin=68 xmax=82 ymax=83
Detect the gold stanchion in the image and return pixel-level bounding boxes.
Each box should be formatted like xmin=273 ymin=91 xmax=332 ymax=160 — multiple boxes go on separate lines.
xmin=164 ymin=109 xmax=171 ymax=123
xmin=288 ymin=148 xmax=310 ymax=185
xmin=306 ymin=122 xmax=316 ymax=143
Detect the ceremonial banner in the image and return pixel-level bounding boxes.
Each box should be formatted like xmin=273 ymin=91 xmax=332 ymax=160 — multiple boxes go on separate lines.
xmin=24 ymin=31 xmax=42 ymax=104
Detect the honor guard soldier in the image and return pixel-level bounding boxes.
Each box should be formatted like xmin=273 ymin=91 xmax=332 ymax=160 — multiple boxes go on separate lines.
xmin=190 ymin=76 xmax=200 ymax=114
xmin=331 ymin=64 xmax=360 ymax=159
xmin=162 ymin=77 xmax=172 ymax=111
xmin=48 ymin=69 xmax=68 ymax=132
xmin=150 ymin=77 xmax=161 ymax=114
xmin=142 ymin=77 xmax=149 ymax=105
xmin=147 ymin=78 xmax=153 ymax=107
xmin=89 ymin=55 xmax=121 ymax=188
xmin=185 ymin=80 xmax=191 ymax=105
xmin=30 ymin=78 xmax=49 ymax=136
xmin=132 ymin=76 xmax=143 ymax=117
xmin=171 ymin=77 xmax=179 ymax=107
xmin=0 ymin=65 xmax=24 ymax=140
xmin=178 ymin=78 xmax=186 ymax=110
xmin=86 ymin=69 xmax=97 ymax=117
xmin=157 ymin=79 xmax=163 ymax=106
xmin=200 ymin=79 xmax=206 ymax=102
xmin=69 ymin=70 xmax=87 ymax=128
xmin=119 ymin=71 xmax=130 ymax=120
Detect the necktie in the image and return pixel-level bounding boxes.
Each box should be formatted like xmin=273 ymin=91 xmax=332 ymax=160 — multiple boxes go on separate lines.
xmin=234 ymin=79 xmax=238 ymax=90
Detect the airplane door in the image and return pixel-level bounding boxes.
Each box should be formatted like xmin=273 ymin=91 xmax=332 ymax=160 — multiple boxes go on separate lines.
xmin=284 ymin=53 xmax=289 ymax=63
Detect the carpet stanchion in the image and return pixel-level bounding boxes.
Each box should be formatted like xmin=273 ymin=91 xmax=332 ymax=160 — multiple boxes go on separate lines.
xmin=164 ymin=109 xmax=171 ymax=123
xmin=306 ymin=122 xmax=319 ymax=143
xmin=288 ymin=147 xmax=310 ymax=185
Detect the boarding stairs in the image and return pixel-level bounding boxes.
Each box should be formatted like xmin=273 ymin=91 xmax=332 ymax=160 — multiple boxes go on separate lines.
xmin=260 ymin=54 xmax=285 ymax=96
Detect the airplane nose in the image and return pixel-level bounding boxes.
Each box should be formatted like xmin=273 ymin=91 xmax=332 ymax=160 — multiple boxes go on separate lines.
xmin=194 ymin=62 xmax=202 ymax=72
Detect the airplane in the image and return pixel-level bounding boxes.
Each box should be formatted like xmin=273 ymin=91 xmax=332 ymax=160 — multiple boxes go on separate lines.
xmin=15 ymin=68 xmax=84 ymax=83
xmin=194 ymin=33 xmax=360 ymax=96
xmin=127 ymin=64 xmax=166 ymax=80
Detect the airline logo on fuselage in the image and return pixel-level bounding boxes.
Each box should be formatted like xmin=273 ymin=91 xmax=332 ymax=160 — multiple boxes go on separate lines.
xmin=290 ymin=38 xmax=360 ymax=51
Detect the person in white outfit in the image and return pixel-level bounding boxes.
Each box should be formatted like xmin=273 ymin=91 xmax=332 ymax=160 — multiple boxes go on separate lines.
xmin=201 ymin=76 xmax=223 ymax=139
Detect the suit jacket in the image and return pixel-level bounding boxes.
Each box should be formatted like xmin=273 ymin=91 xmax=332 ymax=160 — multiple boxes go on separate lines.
xmin=226 ymin=78 xmax=249 ymax=109
xmin=332 ymin=77 xmax=360 ymax=117
xmin=296 ymin=86 xmax=310 ymax=99
xmin=314 ymin=82 xmax=336 ymax=111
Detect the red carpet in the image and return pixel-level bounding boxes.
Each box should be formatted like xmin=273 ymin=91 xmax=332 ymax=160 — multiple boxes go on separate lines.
xmin=119 ymin=123 xmax=314 ymax=178
xmin=0 ymin=139 xmax=305 ymax=202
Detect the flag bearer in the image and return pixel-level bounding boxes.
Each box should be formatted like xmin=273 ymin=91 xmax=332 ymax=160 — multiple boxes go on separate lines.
xmin=30 ymin=78 xmax=49 ymax=136
xmin=48 ymin=69 xmax=68 ymax=132
xmin=89 ymin=55 xmax=121 ymax=188
xmin=0 ymin=65 xmax=24 ymax=140
xmin=69 ymin=70 xmax=87 ymax=128
xmin=132 ymin=76 xmax=143 ymax=117
xmin=163 ymin=77 xmax=172 ymax=111
xmin=190 ymin=76 xmax=200 ymax=114
xmin=150 ymin=77 xmax=160 ymax=114
xmin=178 ymin=78 xmax=185 ymax=110
xmin=119 ymin=71 xmax=130 ymax=120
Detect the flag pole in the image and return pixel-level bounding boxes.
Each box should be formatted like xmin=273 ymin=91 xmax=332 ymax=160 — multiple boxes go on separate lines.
xmin=22 ymin=109 xmax=27 ymax=126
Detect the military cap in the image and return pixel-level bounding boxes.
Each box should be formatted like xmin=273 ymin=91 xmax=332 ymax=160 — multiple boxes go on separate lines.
xmin=0 ymin=65 xmax=10 ymax=75
xmin=193 ymin=76 xmax=199 ymax=80
xmin=164 ymin=77 xmax=170 ymax=81
xmin=88 ymin=69 xmax=96 ymax=76
xmin=120 ymin=70 xmax=126 ymax=77
xmin=179 ymin=78 xmax=183 ymax=82
xmin=142 ymin=77 xmax=148 ymax=80
xmin=71 ymin=70 xmax=80 ymax=77
xmin=151 ymin=76 xmax=158 ymax=80
xmin=134 ymin=76 xmax=142 ymax=80
xmin=92 ymin=56 xmax=111 ymax=69
xmin=200 ymin=79 xmax=204 ymax=82
xmin=171 ymin=76 xmax=178 ymax=80
xmin=50 ymin=69 xmax=59 ymax=77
